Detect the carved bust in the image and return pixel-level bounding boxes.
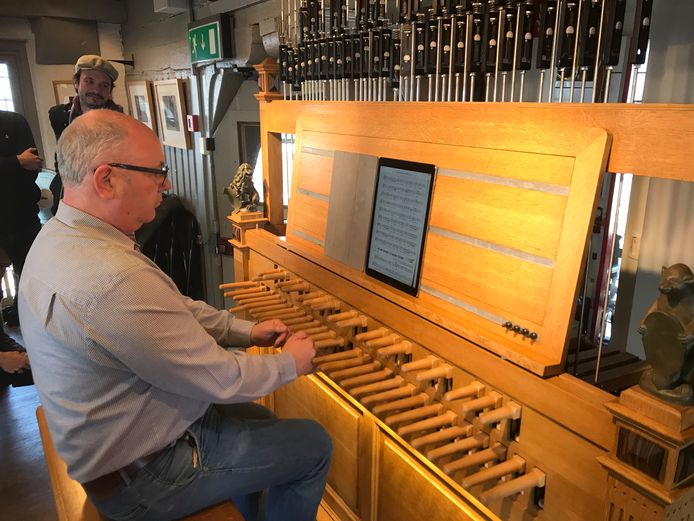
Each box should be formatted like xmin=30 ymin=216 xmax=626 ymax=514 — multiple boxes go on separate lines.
xmin=224 ymin=163 xmax=260 ymax=213
xmin=638 ymin=263 xmax=694 ymax=405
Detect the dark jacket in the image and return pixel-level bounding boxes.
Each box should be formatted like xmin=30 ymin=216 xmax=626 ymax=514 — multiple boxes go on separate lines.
xmin=0 ymin=111 xmax=40 ymax=231
xmin=48 ymin=99 xmax=122 ymax=141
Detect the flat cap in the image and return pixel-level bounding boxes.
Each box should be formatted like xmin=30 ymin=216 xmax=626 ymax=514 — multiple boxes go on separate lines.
xmin=74 ymin=55 xmax=118 ymax=82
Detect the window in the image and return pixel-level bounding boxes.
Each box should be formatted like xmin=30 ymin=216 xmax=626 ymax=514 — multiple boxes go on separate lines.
xmin=0 ymin=63 xmax=15 ymax=111
xmin=281 ymin=133 xmax=295 ymax=212
xmin=248 ymin=133 xmax=294 ymax=218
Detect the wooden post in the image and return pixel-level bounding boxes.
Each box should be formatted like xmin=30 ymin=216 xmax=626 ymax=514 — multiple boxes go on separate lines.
xmin=228 ymin=211 xmax=268 ymax=282
xmin=253 ymin=58 xmax=285 ymax=234
xmin=253 ymin=57 xmax=283 ymax=103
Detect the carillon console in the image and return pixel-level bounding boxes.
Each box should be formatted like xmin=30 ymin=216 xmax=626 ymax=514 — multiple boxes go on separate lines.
xmin=222 ymin=101 xmax=694 ymax=521
xmin=223 ymin=268 xmax=551 ymax=519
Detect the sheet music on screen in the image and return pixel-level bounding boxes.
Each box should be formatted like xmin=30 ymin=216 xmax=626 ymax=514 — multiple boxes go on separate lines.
xmin=365 ymin=158 xmax=436 ymax=296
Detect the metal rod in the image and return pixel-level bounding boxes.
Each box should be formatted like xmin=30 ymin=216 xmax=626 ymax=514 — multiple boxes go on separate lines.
xmin=538 ymin=69 xmax=545 ymax=102
xmin=591 ymin=0 xmax=606 ymax=103
xmin=579 ymin=67 xmax=587 ymax=102
xmin=500 ymin=72 xmax=507 ymax=101
xmin=573 ymin=235 xmax=592 ymax=376
xmin=493 ymin=5 xmax=503 ymax=102
xmin=547 ymin=0 xmax=563 ymax=103
xmin=518 ymin=70 xmax=525 ymax=101
xmin=409 ymin=24 xmax=416 ymax=101
xmin=510 ymin=1 xmax=521 ymax=102
xmin=448 ymin=15 xmax=455 ymax=102
xmin=569 ymin=0 xmax=583 ymax=102
xmin=594 ymin=173 xmax=624 ymax=384
xmin=628 ymin=64 xmax=640 ymax=102
xmin=462 ymin=12 xmax=471 ymax=101
xmin=435 ymin=16 xmax=442 ymax=102
xmin=603 ymin=65 xmax=612 ymax=102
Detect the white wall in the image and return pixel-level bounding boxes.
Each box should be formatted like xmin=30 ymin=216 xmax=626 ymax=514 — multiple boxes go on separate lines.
xmin=643 ymin=0 xmax=694 ymax=105
xmin=212 ymin=79 xmax=261 ymax=284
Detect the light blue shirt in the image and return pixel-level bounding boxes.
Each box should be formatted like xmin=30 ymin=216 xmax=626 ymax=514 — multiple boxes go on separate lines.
xmin=19 ymin=203 xmax=296 ymax=482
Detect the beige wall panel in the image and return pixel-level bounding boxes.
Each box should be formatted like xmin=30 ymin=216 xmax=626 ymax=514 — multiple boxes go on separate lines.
xmin=324 ymin=152 xmax=379 ymax=271
xmin=421 ymin=233 xmax=552 ymax=325
xmin=430 ymin=176 xmax=567 ymax=259
xmin=275 ymin=376 xmax=361 ymax=512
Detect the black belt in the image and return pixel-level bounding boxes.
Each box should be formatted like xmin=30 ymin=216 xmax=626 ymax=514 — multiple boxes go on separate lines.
xmin=82 ymin=447 xmax=167 ymax=501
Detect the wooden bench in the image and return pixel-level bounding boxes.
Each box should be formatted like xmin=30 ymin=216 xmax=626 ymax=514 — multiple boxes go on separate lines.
xmin=36 ymin=406 xmax=244 ymax=521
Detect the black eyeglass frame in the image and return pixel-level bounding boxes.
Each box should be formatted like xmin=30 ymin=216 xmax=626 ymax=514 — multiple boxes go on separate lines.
xmin=107 ymin=162 xmax=170 ymax=185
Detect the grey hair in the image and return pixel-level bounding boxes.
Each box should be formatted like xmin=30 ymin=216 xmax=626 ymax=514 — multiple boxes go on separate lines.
xmin=57 ymin=113 xmax=129 ymax=186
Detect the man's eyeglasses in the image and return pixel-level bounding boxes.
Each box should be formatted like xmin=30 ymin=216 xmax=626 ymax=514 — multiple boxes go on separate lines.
xmin=107 ymin=162 xmax=169 ymax=186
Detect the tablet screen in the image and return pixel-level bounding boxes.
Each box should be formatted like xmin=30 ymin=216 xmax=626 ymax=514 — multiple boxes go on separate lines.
xmin=365 ymin=157 xmax=436 ymax=296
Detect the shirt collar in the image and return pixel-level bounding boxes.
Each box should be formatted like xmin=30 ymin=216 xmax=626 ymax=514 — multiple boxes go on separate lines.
xmin=55 ymin=203 xmax=138 ymax=251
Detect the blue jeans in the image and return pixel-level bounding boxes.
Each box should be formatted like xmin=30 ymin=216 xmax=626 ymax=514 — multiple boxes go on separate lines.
xmin=89 ymin=403 xmax=333 ymax=521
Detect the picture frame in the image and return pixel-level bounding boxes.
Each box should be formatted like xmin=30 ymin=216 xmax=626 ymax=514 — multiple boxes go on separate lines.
xmin=153 ymin=79 xmax=190 ymax=149
xmin=126 ymin=80 xmax=157 ymax=132
xmin=52 ymin=80 xmax=75 ymax=105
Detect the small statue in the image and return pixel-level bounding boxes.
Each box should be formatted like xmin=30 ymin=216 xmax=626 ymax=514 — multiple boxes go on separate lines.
xmin=224 ymin=163 xmax=260 ymax=213
xmin=638 ymin=263 xmax=694 ymax=405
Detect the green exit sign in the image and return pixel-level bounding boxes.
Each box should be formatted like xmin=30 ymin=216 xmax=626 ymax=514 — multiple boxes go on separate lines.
xmin=188 ymin=14 xmax=234 ymax=64
xmin=189 ymin=22 xmax=220 ymax=61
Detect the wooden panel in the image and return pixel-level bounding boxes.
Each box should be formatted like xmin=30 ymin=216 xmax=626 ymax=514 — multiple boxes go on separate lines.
xmin=274 ymin=375 xmax=361 ymax=513
xmin=430 ymin=175 xmax=568 ymax=259
xmin=284 ymin=109 xmax=608 ymax=374
xmin=259 ymin=102 xmax=694 ymax=182
xmin=378 ymin=438 xmax=494 ymax=521
xmin=502 ymin=408 xmax=609 ymax=521
xmin=261 ymin=130 xmax=284 ymax=228
xmin=297 ymin=151 xmax=334 ymax=195
xmin=300 ymin=130 xmax=576 ymax=186
xmin=420 ymin=233 xmax=553 ymax=325
xmin=286 ymin=192 xmax=328 ymax=250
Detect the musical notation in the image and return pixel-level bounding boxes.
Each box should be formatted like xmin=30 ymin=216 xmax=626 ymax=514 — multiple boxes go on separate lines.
xmin=367 ymin=165 xmax=432 ymax=288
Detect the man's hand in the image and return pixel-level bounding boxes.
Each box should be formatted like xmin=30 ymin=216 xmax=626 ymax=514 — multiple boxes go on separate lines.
xmin=0 ymin=351 xmax=30 ymax=374
xmin=250 ymin=319 xmax=289 ymax=347
xmin=17 ymin=147 xmax=43 ymax=171
xmin=281 ymin=331 xmax=316 ymax=376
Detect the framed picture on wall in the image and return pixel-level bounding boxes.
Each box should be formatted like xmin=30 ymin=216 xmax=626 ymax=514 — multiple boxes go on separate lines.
xmin=126 ymin=80 xmax=157 ymax=132
xmin=153 ymin=79 xmax=190 ymax=149
xmin=52 ymin=80 xmax=75 ymax=105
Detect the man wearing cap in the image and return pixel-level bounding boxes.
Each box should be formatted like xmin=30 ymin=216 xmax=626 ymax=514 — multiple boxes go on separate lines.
xmin=48 ymin=54 xmax=122 ymax=214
